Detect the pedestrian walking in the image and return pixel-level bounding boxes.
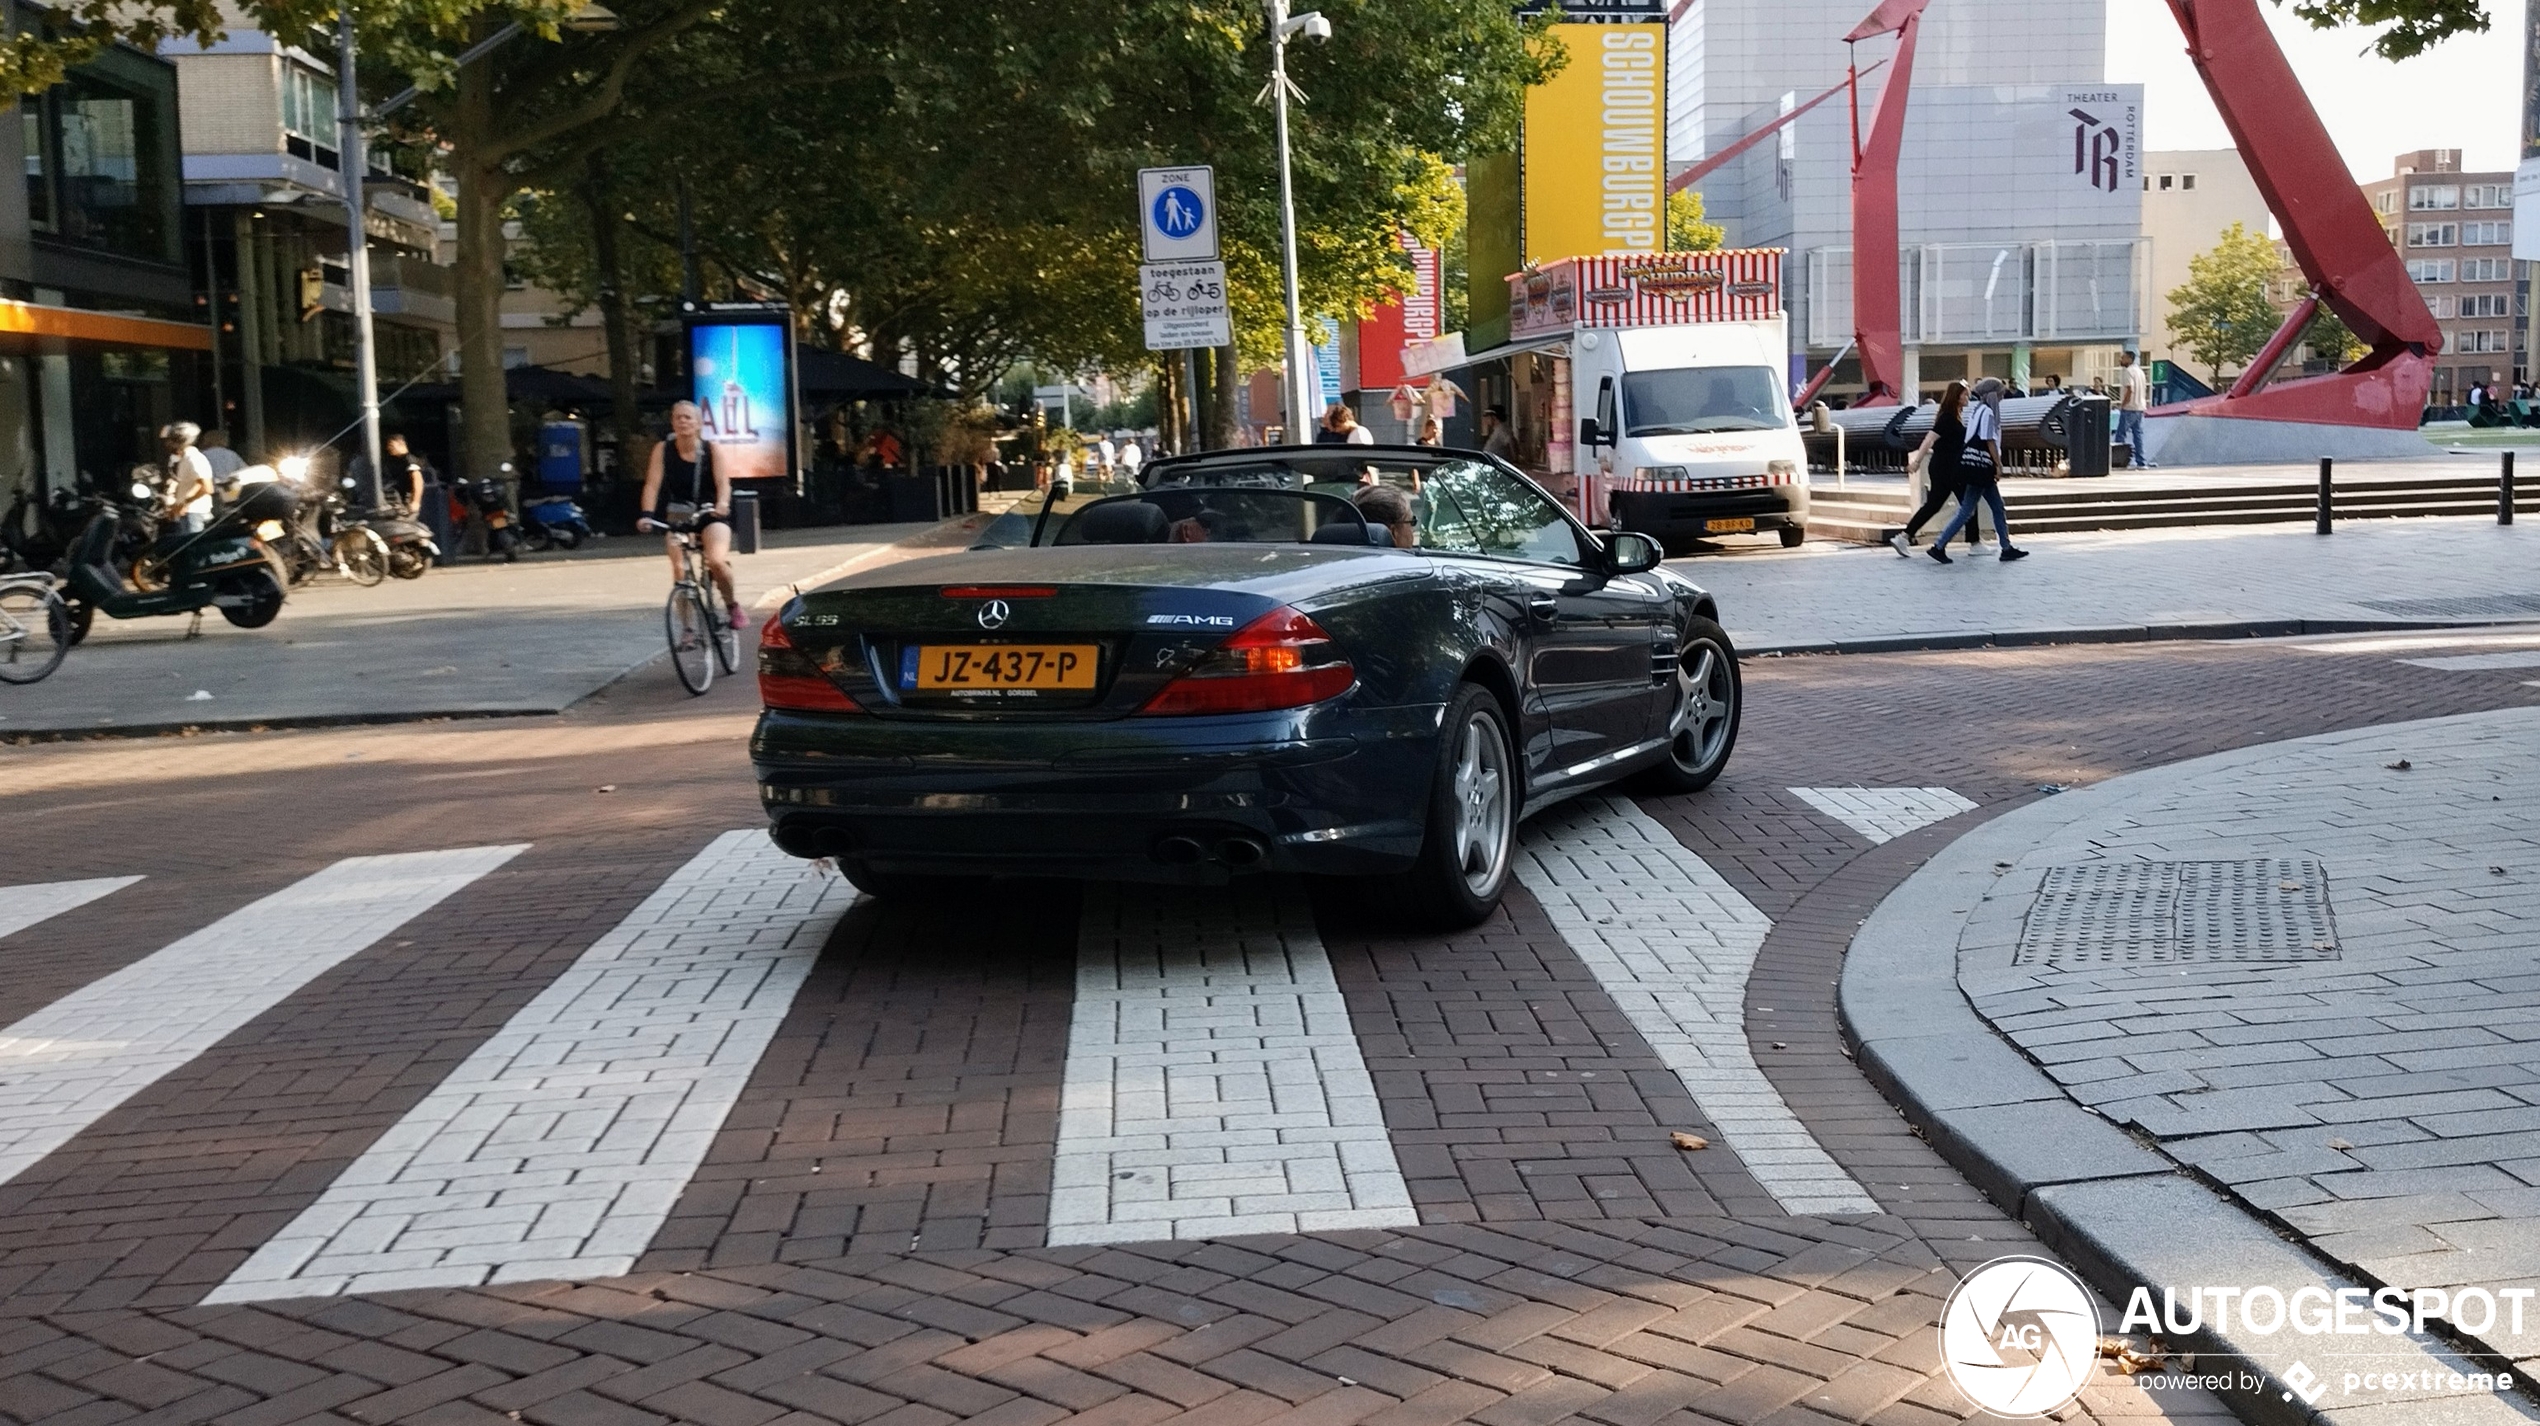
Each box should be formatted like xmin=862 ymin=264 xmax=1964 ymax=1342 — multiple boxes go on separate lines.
xmin=2115 ymin=350 xmax=2153 ymax=468
xmin=1480 ymin=405 xmax=1517 ymax=460
xmin=160 ymin=422 xmax=215 ymax=534
xmin=1117 ymin=437 xmax=1144 ymax=478
xmin=1926 ymin=377 xmax=2026 ymax=563
xmin=1885 ymin=381 xmax=1982 ymax=557
xmin=1415 ymin=415 xmax=1444 ymax=447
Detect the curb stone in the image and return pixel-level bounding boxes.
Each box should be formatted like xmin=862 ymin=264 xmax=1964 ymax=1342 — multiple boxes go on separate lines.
xmin=1744 ymin=615 xmax=2540 ymax=658
xmin=1837 ymin=741 xmax=2540 ymax=1425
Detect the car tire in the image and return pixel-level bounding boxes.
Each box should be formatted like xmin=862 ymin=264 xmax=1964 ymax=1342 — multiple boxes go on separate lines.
xmin=1778 ymin=525 xmax=1807 ymax=548
xmin=1632 ymin=615 xmax=1741 ymax=795
xmin=1390 ymin=683 xmax=1518 ymax=929
xmin=836 ymin=860 xmax=970 ymax=902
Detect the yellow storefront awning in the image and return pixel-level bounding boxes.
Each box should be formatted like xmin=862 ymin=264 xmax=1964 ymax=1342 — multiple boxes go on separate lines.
xmin=0 ymin=300 xmax=212 ymax=352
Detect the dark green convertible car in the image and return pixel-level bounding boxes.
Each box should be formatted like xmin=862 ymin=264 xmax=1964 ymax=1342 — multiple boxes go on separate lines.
xmin=752 ymin=445 xmax=1739 ymax=926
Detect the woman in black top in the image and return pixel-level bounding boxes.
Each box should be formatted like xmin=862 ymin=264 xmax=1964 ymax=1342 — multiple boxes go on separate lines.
xmin=1926 ymin=377 xmax=2027 ymax=563
xmin=1887 ymin=381 xmax=1980 ymax=556
xmin=636 ymin=400 xmax=745 ymax=629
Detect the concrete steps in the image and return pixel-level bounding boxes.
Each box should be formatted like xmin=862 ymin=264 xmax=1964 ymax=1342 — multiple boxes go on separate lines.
xmin=1807 ymin=474 xmax=2537 ymax=545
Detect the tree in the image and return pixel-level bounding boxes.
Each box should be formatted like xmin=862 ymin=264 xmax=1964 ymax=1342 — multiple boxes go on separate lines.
xmin=2301 ymin=305 xmax=2366 ymax=365
xmin=2165 ymin=222 xmax=2283 ymax=384
xmin=2286 ymin=0 xmax=2486 ymax=59
xmin=1666 ymin=191 xmax=1724 ymax=251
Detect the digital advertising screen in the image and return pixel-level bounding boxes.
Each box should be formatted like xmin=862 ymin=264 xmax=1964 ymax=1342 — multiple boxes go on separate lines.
xmin=688 ymin=316 xmax=794 ymax=481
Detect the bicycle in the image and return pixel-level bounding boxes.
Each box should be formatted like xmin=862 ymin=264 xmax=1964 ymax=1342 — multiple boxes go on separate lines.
xmin=0 ymin=572 xmax=70 ymax=685
xmin=645 ymin=510 xmax=739 ymax=695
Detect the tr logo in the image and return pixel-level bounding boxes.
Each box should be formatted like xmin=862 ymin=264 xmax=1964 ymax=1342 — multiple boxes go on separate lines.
xmin=1940 ymin=1257 xmax=2100 ymax=1416
xmin=976 ymin=600 xmax=1011 ymax=630
xmin=2069 ymin=108 xmax=2122 ymax=191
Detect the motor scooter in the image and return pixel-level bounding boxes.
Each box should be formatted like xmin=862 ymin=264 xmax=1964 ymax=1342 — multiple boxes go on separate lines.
xmin=60 ymin=476 xmax=289 ymax=643
xmin=451 ymin=475 xmax=521 ymax=562
xmin=519 ymin=494 xmax=595 ymax=551
xmin=333 ymin=475 xmax=441 ymax=579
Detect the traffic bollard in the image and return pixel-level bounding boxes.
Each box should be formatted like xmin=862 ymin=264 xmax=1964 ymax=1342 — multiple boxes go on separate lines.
xmin=2503 ymin=452 xmax=2516 ymax=526
xmin=2316 ymin=458 xmax=2333 ymax=535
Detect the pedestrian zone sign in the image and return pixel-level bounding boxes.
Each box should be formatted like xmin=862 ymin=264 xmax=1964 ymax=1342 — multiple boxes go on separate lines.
xmin=1138 ymin=166 xmax=1218 ymax=262
xmin=1141 ymin=261 xmax=1231 ymax=351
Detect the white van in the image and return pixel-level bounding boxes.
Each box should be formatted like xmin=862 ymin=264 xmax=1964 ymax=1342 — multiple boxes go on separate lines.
xmin=1505 ymin=252 xmax=1809 ymax=552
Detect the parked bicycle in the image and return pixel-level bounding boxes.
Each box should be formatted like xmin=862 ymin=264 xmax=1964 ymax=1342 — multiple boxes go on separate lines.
xmin=646 ymin=508 xmax=738 ymax=694
xmin=0 ymin=572 xmax=71 ymax=684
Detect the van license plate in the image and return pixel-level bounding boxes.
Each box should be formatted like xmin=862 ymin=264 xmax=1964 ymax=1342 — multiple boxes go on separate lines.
xmin=1705 ymin=517 xmax=1755 ymax=534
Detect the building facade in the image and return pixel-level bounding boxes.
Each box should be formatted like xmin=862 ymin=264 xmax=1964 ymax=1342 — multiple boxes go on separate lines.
xmin=1668 ymin=0 xmax=2146 ymax=400
xmin=2363 ymin=150 xmax=2522 ymax=401
xmin=0 ymin=11 xmax=220 ymax=516
xmin=163 ymin=22 xmax=452 ymax=468
xmin=2139 ymin=147 xmax=2270 ymax=375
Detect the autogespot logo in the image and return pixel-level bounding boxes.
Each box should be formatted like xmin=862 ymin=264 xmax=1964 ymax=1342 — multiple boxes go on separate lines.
xmin=1940 ymin=1257 xmax=2102 ymax=1417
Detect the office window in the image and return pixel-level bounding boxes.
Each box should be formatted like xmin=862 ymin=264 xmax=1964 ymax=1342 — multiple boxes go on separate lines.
xmin=2463 ymin=257 xmax=2511 ymax=281
xmin=2406 ymin=258 xmax=2456 ymax=282
xmin=23 ymin=55 xmax=183 ymax=265
xmin=2428 ymin=295 xmax=2454 ymax=318
xmin=2410 ymin=185 xmax=2461 ymax=210
xmin=281 ymin=65 xmax=336 ymax=141
xmin=2374 ymin=190 xmax=2397 ymax=215
xmin=2407 ymin=223 xmax=2458 ymax=247
xmin=2181 ymin=174 xmax=2196 ymax=190
xmin=2463 ymin=221 xmax=2510 ymax=245
xmin=2465 ymin=183 xmax=2510 ymax=209
xmin=2158 ymin=174 xmax=2173 ymax=190
xmin=22 ymin=108 xmax=50 ymax=233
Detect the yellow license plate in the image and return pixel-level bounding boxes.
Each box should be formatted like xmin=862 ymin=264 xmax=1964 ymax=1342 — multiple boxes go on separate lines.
xmin=1705 ymin=517 xmax=1755 ymax=533
xmin=910 ymin=644 xmax=1097 ymax=691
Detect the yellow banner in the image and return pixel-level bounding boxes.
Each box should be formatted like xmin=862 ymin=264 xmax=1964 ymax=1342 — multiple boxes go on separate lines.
xmin=1523 ymin=21 xmax=1667 ymax=264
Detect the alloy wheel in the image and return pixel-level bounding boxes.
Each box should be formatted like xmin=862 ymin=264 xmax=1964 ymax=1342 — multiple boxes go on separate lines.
xmin=1450 ymin=709 xmax=1512 ymax=896
xmin=1668 ymin=642 xmax=1736 ymax=773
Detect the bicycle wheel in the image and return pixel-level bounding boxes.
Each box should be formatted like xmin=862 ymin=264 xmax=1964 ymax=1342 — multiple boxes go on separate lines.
xmin=665 ymin=582 xmax=713 ymax=694
xmin=0 ymin=583 xmax=69 ymax=684
xmin=708 ymin=583 xmax=741 ymax=675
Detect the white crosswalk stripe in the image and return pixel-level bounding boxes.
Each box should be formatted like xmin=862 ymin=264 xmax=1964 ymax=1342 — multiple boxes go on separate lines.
xmin=1788 ymin=786 xmax=1975 ymax=844
xmin=1049 ymin=885 xmax=1415 ymax=1244
xmin=0 ymin=849 xmax=523 ymax=1190
xmin=1518 ymin=798 xmax=1879 ymax=1217
xmin=0 ymin=876 xmax=141 ymax=943
xmin=208 ymin=831 xmax=853 ymax=1302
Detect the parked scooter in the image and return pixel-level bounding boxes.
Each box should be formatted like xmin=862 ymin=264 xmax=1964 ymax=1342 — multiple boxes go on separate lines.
xmin=519 ymin=494 xmax=594 ymax=551
xmin=265 ymin=464 xmax=388 ymax=586
xmin=60 ymin=474 xmax=288 ymax=643
xmin=451 ymin=475 xmax=520 ymax=562
xmin=1 ymin=486 xmax=84 ymax=574
xmin=334 ymin=474 xmax=441 ymax=580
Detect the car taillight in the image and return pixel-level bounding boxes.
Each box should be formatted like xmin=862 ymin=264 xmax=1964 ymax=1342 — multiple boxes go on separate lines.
xmin=1139 ymin=606 xmax=1355 ymax=716
xmin=758 ymin=618 xmax=862 ymax=713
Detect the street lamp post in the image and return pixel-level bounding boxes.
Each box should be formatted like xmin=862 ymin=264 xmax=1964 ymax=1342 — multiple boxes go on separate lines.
xmin=333 ymin=5 xmax=620 ymax=505
xmin=1262 ymin=0 xmax=1329 ymax=442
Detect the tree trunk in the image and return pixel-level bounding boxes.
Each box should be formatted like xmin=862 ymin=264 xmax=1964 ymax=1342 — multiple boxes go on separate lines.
xmin=1210 ymin=342 xmax=1240 ymax=448
xmin=453 ymin=49 xmax=514 ymax=490
xmin=584 ymin=151 xmax=644 ymax=491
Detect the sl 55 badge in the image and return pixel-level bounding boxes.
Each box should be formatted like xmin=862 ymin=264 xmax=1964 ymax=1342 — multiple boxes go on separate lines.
xmin=1145 ymin=613 xmax=1236 ymax=627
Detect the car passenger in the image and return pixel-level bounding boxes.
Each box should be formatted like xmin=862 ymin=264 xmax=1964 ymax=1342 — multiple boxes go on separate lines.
xmin=1352 ymin=484 xmax=1417 ymax=549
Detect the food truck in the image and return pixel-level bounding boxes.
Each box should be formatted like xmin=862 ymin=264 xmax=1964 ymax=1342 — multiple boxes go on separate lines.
xmin=1501 ymin=250 xmax=1808 ymax=550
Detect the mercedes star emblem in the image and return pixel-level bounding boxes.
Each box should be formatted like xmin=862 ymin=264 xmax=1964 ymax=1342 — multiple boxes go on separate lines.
xmin=976 ymin=599 xmax=1012 ymax=630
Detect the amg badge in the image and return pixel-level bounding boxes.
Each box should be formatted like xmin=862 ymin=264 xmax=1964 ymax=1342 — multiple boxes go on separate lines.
xmin=1145 ymin=613 xmax=1237 ymax=627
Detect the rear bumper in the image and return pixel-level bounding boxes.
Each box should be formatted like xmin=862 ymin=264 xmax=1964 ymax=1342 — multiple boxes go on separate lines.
xmin=1611 ymin=486 xmax=1807 ymax=539
xmin=752 ymin=701 xmax=1444 ymax=883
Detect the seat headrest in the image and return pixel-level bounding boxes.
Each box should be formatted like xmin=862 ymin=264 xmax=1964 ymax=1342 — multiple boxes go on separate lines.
xmin=1309 ymin=521 xmax=1389 ymax=547
xmin=1076 ymin=500 xmax=1169 ymax=544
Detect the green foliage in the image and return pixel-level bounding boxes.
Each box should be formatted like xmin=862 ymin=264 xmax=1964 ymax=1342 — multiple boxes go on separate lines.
xmin=2302 ymin=304 xmax=2366 ymax=364
xmin=1666 ymin=190 xmax=1724 ymax=252
xmin=2287 ymin=0 xmax=2486 ymax=60
xmin=2165 ymin=221 xmax=2284 ymax=384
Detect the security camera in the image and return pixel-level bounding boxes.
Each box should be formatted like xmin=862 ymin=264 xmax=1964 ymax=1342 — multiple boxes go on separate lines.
xmin=1280 ymin=10 xmax=1332 ymax=40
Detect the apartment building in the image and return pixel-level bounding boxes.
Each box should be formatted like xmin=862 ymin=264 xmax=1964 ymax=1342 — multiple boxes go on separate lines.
xmin=2364 ymin=149 xmax=2521 ymax=401
xmin=163 ymin=20 xmax=453 ymax=463
xmin=2139 ymin=148 xmax=2270 ymax=375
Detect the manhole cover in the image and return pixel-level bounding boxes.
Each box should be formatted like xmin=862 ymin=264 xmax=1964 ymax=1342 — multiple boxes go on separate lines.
xmin=2356 ymin=594 xmax=2540 ymax=619
xmin=2015 ymin=859 xmax=2340 ymax=965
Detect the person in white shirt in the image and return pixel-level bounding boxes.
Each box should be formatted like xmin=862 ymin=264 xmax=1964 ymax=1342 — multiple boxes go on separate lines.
xmin=1118 ymin=439 xmax=1145 ymax=476
xmin=1096 ymin=435 xmax=1117 ymax=474
xmin=161 ymin=422 xmax=216 ymax=534
xmin=2114 ymin=350 xmax=2153 ymax=469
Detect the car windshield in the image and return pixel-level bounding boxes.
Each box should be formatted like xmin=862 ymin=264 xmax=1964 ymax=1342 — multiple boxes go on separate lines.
xmin=1142 ymin=452 xmax=1442 ymax=492
xmin=1040 ymin=488 xmax=1376 ymax=547
xmin=967 ymin=473 xmax=1144 ymax=549
xmin=1620 ymin=365 xmax=1787 ymax=435
xmin=1132 ymin=451 xmax=1587 ymax=568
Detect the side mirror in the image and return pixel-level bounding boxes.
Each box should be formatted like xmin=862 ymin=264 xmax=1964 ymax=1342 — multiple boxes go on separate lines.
xmin=1606 ymin=530 xmax=1661 ymax=574
xmin=1578 ymin=417 xmax=1608 ymax=449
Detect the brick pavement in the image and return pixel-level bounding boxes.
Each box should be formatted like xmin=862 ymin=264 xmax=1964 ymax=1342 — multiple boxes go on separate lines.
xmin=6 ymin=633 xmax=2537 ymax=1422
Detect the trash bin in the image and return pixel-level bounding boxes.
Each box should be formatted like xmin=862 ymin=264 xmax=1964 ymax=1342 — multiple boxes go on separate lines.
xmin=2066 ymin=395 xmax=2113 ymax=477
xmin=729 ymin=487 xmax=762 ymax=554
xmin=887 ymin=473 xmax=945 ymax=522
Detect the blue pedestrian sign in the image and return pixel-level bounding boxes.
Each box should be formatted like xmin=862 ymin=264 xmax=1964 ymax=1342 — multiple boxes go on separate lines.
xmin=1137 ymin=166 xmax=1218 ymax=262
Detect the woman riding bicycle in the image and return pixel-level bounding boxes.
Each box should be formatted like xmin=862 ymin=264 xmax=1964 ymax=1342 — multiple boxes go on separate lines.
xmin=636 ymin=400 xmax=746 ymax=630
